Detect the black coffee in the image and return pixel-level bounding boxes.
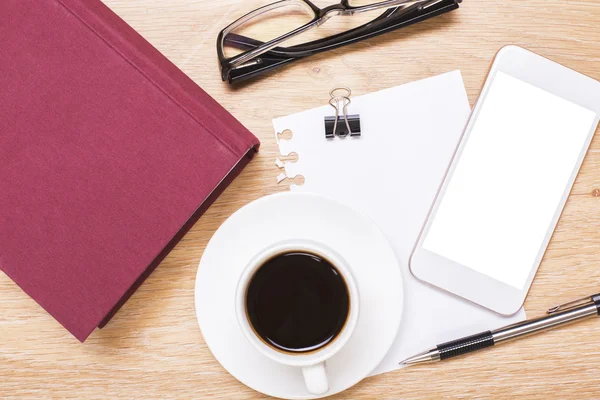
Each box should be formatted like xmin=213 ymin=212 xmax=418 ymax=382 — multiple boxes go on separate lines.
xmin=246 ymin=252 xmax=350 ymax=354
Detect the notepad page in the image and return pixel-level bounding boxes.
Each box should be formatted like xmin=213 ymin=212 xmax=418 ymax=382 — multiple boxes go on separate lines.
xmin=273 ymin=71 xmax=527 ymax=375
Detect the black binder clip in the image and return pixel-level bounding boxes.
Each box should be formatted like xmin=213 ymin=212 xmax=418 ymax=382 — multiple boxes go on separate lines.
xmin=325 ymin=87 xmax=361 ymax=139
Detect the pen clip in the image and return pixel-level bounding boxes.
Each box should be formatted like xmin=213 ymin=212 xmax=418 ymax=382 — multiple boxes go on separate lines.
xmin=547 ymin=294 xmax=597 ymax=314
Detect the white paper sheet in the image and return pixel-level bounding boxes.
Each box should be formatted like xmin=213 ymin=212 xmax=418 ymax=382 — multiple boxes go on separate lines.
xmin=273 ymin=71 xmax=527 ymax=376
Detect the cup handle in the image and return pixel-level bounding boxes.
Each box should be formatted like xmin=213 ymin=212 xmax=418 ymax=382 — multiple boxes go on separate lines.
xmin=302 ymin=362 xmax=329 ymax=395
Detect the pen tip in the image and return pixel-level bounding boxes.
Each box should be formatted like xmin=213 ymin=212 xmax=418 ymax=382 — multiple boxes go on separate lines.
xmin=399 ymin=349 xmax=436 ymax=366
xmin=399 ymin=357 xmax=415 ymax=366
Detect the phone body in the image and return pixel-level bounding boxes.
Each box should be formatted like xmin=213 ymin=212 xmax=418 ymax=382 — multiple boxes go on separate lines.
xmin=410 ymin=46 xmax=600 ymax=315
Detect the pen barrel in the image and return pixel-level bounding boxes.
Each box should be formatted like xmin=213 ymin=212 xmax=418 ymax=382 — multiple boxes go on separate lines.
xmin=491 ymin=303 xmax=599 ymax=344
xmin=436 ymin=331 xmax=494 ymax=360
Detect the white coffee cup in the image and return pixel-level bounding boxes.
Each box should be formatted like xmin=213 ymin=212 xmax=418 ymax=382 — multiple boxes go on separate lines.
xmin=235 ymin=240 xmax=360 ymax=395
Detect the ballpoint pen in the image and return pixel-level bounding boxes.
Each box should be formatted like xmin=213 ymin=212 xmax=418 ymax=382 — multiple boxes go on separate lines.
xmin=400 ymin=292 xmax=600 ymax=366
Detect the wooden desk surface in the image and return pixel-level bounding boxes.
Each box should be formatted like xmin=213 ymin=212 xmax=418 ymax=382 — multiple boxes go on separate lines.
xmin=2 ymin=0 xmax=600 ymax=398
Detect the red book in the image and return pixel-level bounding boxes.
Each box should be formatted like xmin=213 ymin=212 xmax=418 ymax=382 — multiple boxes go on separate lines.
xmin=0 ymin=0 xmax=259 ymax=341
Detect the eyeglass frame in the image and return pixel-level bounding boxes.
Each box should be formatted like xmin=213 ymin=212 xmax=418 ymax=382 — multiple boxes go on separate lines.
xmin=217 ymin=0 xmax=462 ymax=84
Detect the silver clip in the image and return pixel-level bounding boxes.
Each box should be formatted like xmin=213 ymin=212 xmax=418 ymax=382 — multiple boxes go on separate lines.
xmin=547 ymin=294 xmax=595 ymax=314
xmin=329 ymin=87 xmax=353 ymax=137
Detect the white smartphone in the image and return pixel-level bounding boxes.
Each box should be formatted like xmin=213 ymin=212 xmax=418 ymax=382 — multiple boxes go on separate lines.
xmin=410 ymin=46 xmax=600 ymax=315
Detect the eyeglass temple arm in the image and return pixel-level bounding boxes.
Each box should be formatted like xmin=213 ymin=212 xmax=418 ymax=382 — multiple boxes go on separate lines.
xmin=226 ymin=0 xmax=460 ymax=83
xmin=224 ymin=8 xmax=398 ymax=57
xmin=226 ymin=0 xmax=457 ymax=58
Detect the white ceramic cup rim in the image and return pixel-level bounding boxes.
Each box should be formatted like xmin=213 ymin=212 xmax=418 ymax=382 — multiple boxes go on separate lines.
xmin=235 ymin=239 xmax=360 ymax=368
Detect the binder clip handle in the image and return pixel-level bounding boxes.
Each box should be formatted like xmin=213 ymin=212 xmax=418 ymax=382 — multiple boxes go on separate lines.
xmin=325 ymin=87 xmax=361 ymax=139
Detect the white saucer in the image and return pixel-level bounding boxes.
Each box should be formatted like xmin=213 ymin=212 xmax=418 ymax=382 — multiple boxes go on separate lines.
xmin=195 ymin=193 xmax=403 ymax=399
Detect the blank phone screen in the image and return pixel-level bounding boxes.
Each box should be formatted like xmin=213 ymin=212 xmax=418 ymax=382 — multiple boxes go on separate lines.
xmin=423 ymin=71 xmax=597 ymax=290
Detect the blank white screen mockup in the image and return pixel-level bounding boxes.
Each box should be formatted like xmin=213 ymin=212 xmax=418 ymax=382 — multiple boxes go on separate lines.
xmin=423 ymin=71 xmax=597 ymax=290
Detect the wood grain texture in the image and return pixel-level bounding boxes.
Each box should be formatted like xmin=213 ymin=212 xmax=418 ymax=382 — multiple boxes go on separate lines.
xmin=2 ymin=0 xmax=600 ymax=398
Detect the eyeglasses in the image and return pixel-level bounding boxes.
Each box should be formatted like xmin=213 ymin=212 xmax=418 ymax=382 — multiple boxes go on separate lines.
xmin=217 ymin=0 xmax=462 ymax=84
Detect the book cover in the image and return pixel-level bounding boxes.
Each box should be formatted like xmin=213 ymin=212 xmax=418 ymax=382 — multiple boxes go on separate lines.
xmin=0 ymin=0 xmax=260 ymax=341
